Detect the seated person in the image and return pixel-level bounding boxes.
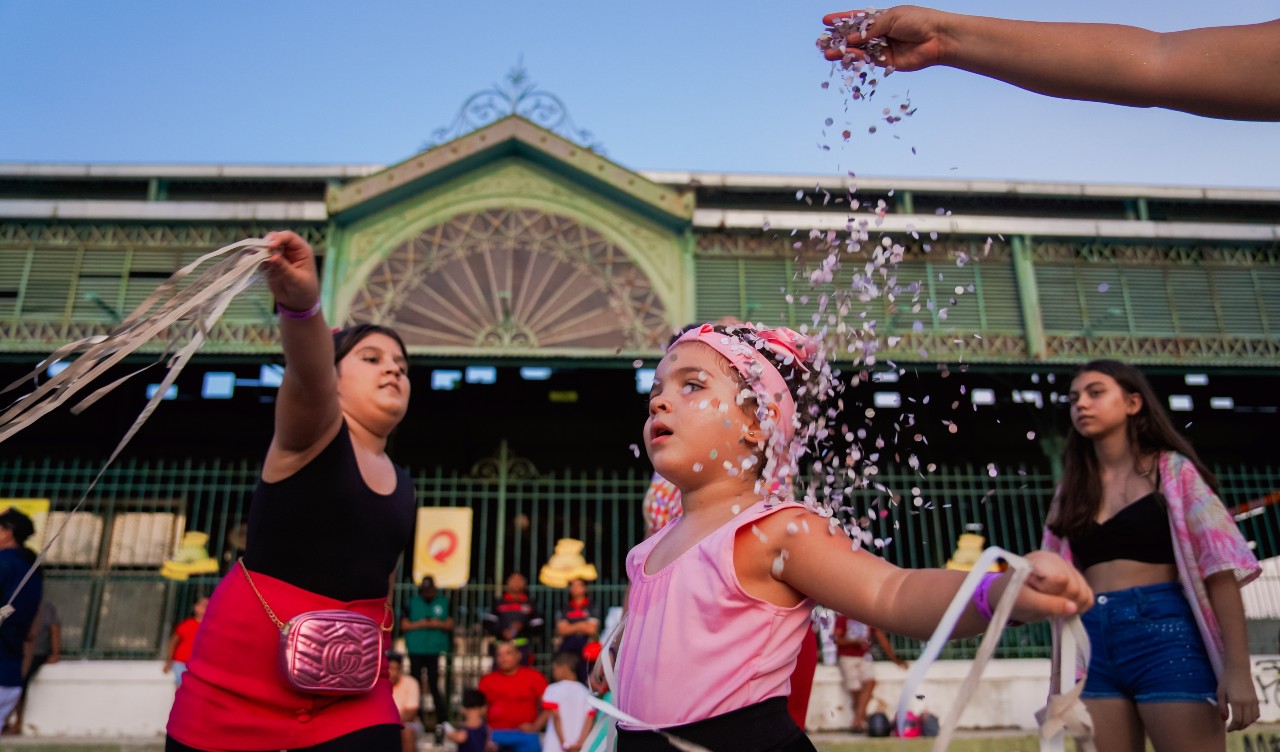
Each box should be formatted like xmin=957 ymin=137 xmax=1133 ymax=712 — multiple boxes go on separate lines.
xmin=388 ymin=652 xmax=423 ymax=752
xmin=477 ymin=641 xmax=547 ymax=752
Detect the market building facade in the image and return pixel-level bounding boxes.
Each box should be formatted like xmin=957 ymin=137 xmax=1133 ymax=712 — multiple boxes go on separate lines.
xmin=2 ymin=87 xmax=1278 ymax=732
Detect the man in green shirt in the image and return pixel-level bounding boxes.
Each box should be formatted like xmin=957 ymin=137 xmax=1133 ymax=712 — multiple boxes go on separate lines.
xmin=400 ymin=576 xmax=454 ymax=723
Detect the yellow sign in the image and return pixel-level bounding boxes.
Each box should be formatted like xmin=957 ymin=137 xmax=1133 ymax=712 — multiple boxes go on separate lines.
xmin=0 ymin=498 xmax=51 ymax=554
xmin=412 ymin=507 xmax=472 ymax=589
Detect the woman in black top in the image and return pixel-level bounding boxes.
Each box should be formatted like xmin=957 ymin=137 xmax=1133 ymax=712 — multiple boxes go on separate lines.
xmin=1044 ymin=360 xmax=1257 ymax=752
xmin=166 ymin=231 xmax=416 ymax=751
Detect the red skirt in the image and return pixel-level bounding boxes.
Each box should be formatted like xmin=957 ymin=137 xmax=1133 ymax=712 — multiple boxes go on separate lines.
xmin=167 ymin=562 xmax=399 ymax=750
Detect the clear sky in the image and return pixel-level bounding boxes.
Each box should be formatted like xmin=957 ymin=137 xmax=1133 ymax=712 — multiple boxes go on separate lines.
xmin=2 ymin=0 xmax=1277 ymax=189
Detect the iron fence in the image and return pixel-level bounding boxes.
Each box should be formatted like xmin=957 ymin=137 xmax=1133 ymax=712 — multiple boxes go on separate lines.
xmin=3 ymin=454 xmax=1279 ymax=681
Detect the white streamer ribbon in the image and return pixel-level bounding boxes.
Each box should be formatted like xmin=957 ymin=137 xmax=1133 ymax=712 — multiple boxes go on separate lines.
xmin=583 ymin=612 xmax=714 ymax=752
xmin=0 ymin=239 xmax=272 ymax=626
xmin=897 ymin=546 xmax=1094 ymax=752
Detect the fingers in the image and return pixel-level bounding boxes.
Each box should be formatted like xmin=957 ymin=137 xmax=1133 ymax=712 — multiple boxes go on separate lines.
xmin=822 ymin=10 xmax=860 ymax=26
xmin=1025 ymin=552 xmax=1094 ymax=613
xmin=264 ymin=230 xmax=311 ymax=260
xmin=1026 ymin=571 xmax=1089 ymax=609
xmin=1228 ymin=697 xmax=1260 ymax=731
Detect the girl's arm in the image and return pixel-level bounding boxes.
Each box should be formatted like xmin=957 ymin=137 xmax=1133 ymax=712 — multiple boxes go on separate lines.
xmin=872 ymin=628 xmax=907 ymax=668
xmin=162 ymin=632 xmax=179 ymax=672
xmin=822 ymin=7 xmax=1280 ymax=121
xmin=260 ymin=231 xmax=342 ymax=468
xmin=748 ymin=508 xmax=1090 ymax=638
xmin=549 ymin=708 xmax=564 ymax=742
xmin=48 ymin=622 xmax=62 ymax=662
xmin=568 ymin=709 xmax=597 ymax=752
xmin=1205 ymin=570 xmax=1260 ymax=730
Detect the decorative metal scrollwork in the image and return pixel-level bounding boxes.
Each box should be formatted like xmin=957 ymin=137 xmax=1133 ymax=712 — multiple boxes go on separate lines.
xmin=426 ymin=64 xmax=602 ymax=152
xmin=345 ymin=208 xmax=669 ymax=352
xmin=469 ymin=441 xmax=542 ymax=480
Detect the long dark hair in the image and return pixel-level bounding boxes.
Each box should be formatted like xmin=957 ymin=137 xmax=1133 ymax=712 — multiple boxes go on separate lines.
xmin=333 ymin=323 xmax=408 ymax=365
xmin=1049 ymin=359 xmax=1217 ymax=538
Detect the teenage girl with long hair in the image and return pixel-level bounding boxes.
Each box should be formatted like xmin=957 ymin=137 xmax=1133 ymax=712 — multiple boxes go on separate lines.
xmin=1043 ymin=359 xmax=1260 ymax=752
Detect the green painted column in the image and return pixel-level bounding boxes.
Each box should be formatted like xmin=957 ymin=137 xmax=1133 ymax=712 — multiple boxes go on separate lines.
xmin=1040 ymin=433 xmax=1066 ymax=482
xmin=320 ymin=222 xmax=344 ymax=324
xmin=1011 ymin=235 xmax=1047 ymax=361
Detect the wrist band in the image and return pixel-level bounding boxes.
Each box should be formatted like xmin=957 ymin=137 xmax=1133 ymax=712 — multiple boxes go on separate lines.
xmin=276 ymin=299 xmax=322 ymax=320
xmin=972 ymin=571 xmax=1001 ymax=622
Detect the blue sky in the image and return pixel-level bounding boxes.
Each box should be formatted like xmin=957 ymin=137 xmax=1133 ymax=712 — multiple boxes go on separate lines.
xmin=2 ymin=0 xmax=1277 ymax=188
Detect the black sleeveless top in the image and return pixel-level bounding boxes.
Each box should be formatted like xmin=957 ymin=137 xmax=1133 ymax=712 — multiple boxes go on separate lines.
xmin=244 ymin=421 xmax=415 ymax=601
xmin=1069 ymin=492 xmax=1176 ymax=571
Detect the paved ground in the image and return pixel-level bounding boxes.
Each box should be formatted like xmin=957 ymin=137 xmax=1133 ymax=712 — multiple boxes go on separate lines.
xmin=3 ymin=726 xmax=1280 ymax=751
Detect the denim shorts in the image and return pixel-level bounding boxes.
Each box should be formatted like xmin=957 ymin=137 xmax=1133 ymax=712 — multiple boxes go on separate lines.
xmin=1081 ymin=581 xmax=1217 ymax=704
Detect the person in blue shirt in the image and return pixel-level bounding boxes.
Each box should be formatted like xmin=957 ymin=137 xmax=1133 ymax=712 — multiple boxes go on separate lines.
xmin=0 ymin=508 xmax=42 ymax=730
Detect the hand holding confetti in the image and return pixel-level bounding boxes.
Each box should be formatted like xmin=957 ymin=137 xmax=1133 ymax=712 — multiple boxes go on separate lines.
xmin=819 ymin=5 xmax=1280 ymax=121
xmin=818 ymin=6 xmax=945 ymax=73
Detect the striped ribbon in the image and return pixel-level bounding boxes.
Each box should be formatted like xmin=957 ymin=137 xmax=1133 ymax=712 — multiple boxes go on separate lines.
xmin=0 ymin=238 xmax=272 ymax=626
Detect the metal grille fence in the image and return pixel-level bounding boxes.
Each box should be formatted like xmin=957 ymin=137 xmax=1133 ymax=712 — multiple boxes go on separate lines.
xmin=3 ymin=456 xmax=1278 ymax=678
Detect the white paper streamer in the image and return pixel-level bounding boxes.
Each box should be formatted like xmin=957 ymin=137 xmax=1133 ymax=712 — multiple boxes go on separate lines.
xmin=0 ymin=238 xmax=272 ymax=626
xmin=896 ymin=546 xmax=1094 ymax=752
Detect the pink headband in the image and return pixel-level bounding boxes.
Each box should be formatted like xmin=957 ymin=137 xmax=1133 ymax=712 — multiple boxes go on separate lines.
xmin=669 ymin=323 xmax=813 ymax=446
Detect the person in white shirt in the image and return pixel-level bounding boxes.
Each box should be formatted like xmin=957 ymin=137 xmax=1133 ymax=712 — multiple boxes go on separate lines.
xmin=541 ymin=654 xmax=595 ymax=752
xmin=388 ymin=652 xmax=423 ymax=752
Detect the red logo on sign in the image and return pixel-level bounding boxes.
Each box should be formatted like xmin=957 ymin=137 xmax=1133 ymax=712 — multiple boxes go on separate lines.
xmin=428 ymin=530 xmax=458 ymax=563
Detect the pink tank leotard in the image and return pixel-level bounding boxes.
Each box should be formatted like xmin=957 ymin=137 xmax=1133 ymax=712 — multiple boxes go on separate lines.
xmin=616 ymin=500 xmax=814 ymax=728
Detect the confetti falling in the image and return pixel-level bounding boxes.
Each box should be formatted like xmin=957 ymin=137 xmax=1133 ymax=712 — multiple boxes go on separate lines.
xmin=815 ymin=9 xmax=918 ymax=152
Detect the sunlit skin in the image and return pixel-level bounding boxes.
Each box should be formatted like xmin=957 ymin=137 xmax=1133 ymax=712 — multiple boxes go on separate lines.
xmin=818 ymin=7 xmax=1280 ymax=121
xmin=336 ymin=334 xmax=410 ymax=434
xmin=642 ymin=343 xmax=768 ymax=574
xmin=642 ymin=340 xmax=1093 ymax=639
xmin=259 ymin=231 xmax=411 ymax=496
xmin=644 ymin=343 xmax=764 ymax=504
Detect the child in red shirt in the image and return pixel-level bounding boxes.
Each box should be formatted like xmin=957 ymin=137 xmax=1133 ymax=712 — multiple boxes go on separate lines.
xmin=163 ymin=596 xmax=208 ymax=686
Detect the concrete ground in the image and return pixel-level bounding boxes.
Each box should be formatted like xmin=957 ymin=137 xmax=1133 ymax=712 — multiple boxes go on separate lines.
xmin=3 ymin=727 xmax=1280 ymax=751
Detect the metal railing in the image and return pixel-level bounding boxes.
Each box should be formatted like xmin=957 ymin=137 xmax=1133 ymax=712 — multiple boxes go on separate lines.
xmin=3 ymin=455 xmax=1278 ymax=673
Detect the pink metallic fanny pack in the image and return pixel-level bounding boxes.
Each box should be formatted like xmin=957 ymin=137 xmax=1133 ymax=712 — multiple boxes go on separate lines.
xmin=279 ymin=609 xmax=384 ymax=694
xmin=240 ymin=560 xmax=389 ymax=695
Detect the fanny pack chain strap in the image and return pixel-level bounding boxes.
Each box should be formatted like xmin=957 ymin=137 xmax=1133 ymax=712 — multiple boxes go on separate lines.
xmin=239 ymin=557 xmax=393 ymax=632
xmin=239 ymin=558 xmax=287 ymax=632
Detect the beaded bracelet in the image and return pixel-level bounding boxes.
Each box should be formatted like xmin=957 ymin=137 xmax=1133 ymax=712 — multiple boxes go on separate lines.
xmin=276 ymin=300 xmax=322 ymax=320
xmin=972 ymin=571 xmax=1001 ymax=622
